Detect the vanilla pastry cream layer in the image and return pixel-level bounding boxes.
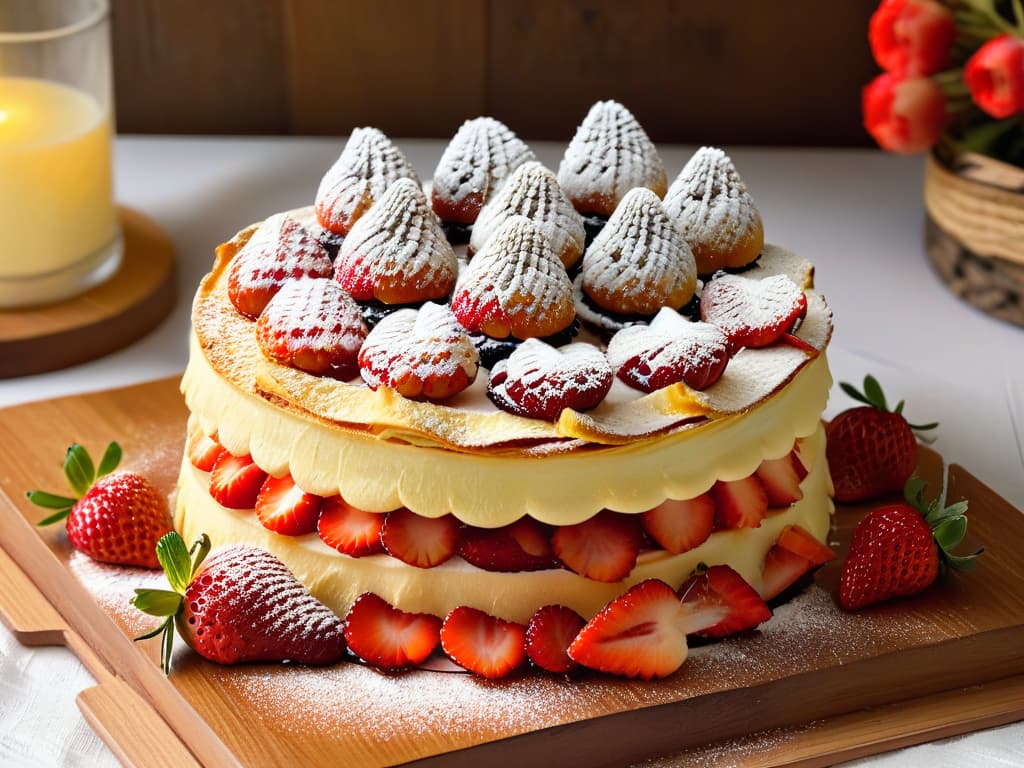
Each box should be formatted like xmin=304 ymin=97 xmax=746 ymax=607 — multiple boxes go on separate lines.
xmin=176 ymin=424 xmax=832 ymax=624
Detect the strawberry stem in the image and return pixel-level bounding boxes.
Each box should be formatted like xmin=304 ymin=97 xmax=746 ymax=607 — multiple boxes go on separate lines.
xmin=903 ymin=477 xmax=983 ymax=575
xmin=839 ymin=376 xmax=939 ymax=440
xmin=27 ymin=442 xmax=124 ymax=526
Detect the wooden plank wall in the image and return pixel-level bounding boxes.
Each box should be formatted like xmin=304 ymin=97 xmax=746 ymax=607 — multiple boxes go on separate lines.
xmin=111 ymin=0 xmax=877 ymax=145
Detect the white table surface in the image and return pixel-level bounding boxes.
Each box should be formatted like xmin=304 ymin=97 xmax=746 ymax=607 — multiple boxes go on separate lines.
xmin=1 ymin=137 xmax=1022 ymax=767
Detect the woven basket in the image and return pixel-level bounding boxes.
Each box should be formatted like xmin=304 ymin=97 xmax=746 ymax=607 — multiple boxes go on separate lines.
xmin=923 ymin=151 xmax=1024 ymax=326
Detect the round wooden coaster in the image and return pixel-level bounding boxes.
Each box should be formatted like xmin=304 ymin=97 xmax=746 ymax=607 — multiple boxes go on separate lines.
xmin=0 ymin=207 xmax=176 ymax=379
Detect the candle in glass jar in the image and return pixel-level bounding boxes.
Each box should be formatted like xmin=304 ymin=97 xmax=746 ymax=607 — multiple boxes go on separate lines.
xmin=0 ymin=76 xmax=115 ymax=280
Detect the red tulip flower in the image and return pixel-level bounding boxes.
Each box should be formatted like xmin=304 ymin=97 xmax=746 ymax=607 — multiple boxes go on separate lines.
xmin=863 ymin=73 xmax=946 ymax=153
xmin=869 ymin=0 xmax=956 ymax=76
xmin=964 ymin=34 xmax=1024 ymax=119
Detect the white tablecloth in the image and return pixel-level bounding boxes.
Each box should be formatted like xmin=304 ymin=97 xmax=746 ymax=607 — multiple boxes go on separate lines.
xmin=1 ymin=138 xmax=1022 ymax=767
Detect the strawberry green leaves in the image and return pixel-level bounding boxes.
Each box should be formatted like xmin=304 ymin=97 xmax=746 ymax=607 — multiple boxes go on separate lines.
xmin=840 ymin=375 xmax=939 ymax=437
xmin=28 ymin=442 xmax=124 ymax=525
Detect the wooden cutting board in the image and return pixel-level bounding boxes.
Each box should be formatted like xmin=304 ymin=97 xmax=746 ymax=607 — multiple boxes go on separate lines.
xmin=0 ymin=377 xmax=1023 ymax=768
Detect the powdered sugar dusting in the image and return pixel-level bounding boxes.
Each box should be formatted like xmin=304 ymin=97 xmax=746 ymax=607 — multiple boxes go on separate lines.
xmin=701 ymin=273 xmax=805 ymax=341
xmin=67 ymin=552 xmax=169 ymax=634
xmin=470 ymin=161 xmax=585 ymax=268
xmin=581 ymin=187 xmax=697 ymax=315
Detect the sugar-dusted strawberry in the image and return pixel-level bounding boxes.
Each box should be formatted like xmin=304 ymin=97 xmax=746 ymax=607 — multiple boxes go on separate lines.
xmin=380 ymin=509 xmax=459 ymax=568
xmin=551 ymin=510 xmax=644 ymax=583
xmin=755 ymin=447 xmax=808 ymax=507
xmin=525 ymin=604 xmax=586 ymax=674
xmin=227 ymin=213 xmax=334 ymax=319
xmin=358 ymin=303 xmax=479 ymax=402
xmin=187 ymin=431 xmax=226 ymax=473
xmin=700 ymin=273 xmax=808 ymax=352
xmin=606 ymin=308 xmax=730 ymax=393
xmin=209 ymin=452 xmax=267 ymax=510
xmin=256 ymin=278 xmax=368 ymax=380
xmin=678 ymin=564 xmax=772 ymax=638
xmin=487 ymin=339 xmax=612 ymax=421
xmin=134 ymin=533 xmax=346 ymax=672
xmin=839 ymin=478 xmax=981 ymax=611
xmin=440 ymin=606 xmax=527 ymax=679
xmin=457 ymin=518 xmax=556 ymax=572
xmin=761 ymin=525 xmax=837 ymax=601
xmin=255 ymin=473 xmax=322 ymax=536
xmin=711 ymin=475 xmax=768 ymax=529
xmin=317 ymin=496 xmax=385 ymax=557
xmin=826 ymin=375 xmax=938 ymax=503
xmin=641 ymin=493 xmax=715 ymax=554
xmin=343 ymin=592 xmax=441 ymax=671
xmin=28 ymin=442 xmax=172 ymax=569
xmin=568 ymin=579 xmax=689 ymax=679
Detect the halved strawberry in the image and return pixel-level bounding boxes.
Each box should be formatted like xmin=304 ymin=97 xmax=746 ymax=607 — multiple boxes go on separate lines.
xmin=457 ymin=518 xmax=556 ymax=572
xmin=700 ymin=273 xmax=808 ymax=352
xmin=255 ymin=474 xmax=322 ymax=536
xmin=209 ymin=453 xmax=267 ymax=510
xmin=761 ymin=525 xmax=837 ymax=601
xmin=641 ymin=494 xmax=715 ymax=554
xmin=317 ymin=496 xmax=385 ymax=557
xmin=551 ymin=511 xmax=643 ymax=583
xmin=568 ymin=579 xmax=690 ymax=679
xmin=526 ymin=604 xmax=586 ymax=674
xmin=187 ymin=432 xmax=226 ymax=472
xmin=776 ymin=525 xmax=836 ymax=567
xmin=755 ymin=448 xmax=808 ymax=507
xmin=679 ymin=564 xmax=772 ymax=638
xmin=711 ymin=475 xmax=767 ymax=529
xmin=440 ymin=606 xmax=527 ymax=679
xmin=343 ymin=592 xmax=441 ymax=671
xmin=380 ymin=509 xmax=459 ymax=568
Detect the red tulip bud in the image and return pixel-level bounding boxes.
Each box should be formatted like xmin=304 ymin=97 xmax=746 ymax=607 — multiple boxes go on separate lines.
xmin=863 ymin=73 xmax=946 ymax=153
xmin=964 ymin=34 xmax=1024 ymax=119
xmin=869 ymin=0 xmax=956 ymax=76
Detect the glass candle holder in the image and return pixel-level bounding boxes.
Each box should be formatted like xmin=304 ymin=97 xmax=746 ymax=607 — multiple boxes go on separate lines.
xmin=0 ymin=0 xmax=121 ymax=308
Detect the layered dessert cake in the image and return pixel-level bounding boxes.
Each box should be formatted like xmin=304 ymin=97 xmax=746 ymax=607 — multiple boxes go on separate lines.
xmin=175 ymin=101 xmax=836 ymax=678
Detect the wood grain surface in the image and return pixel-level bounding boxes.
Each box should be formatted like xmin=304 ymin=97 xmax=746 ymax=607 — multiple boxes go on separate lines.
xmin=0 ymin=378 xmax=1022 ymax=767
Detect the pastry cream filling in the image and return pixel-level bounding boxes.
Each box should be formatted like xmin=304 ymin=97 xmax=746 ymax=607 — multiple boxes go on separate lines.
xmin=182 ymin=332 xmax=832 ymax=527
xmin=175 ymin=424 xmax=832 ymax=624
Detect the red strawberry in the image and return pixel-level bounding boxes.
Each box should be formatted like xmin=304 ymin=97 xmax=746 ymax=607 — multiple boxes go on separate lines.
xmin=380 ymin=509 xmax=459 ymax=568
xmin=255 ymin=278 xmax=368 ymax=380
xmin=209 ymin=452 xmax=267 ymax=510
xmin=457 ymin=518 xmax=556 ymax=572
xmin=227 ymin=213 xmax=333 ymax=319
xmin=826 ymin=375 xmax=937 ymax=503
xmin=187 ymin=432 xmax=226 ymax=472
xmin=761 ymin=525 xmax=837 ymax=601
xmin=255 ymin=474 xmax=322 ymax=536
xmin=317 ymin=496 xmax=385 ymax=557
xmin=755 ymin=447 xmax=807 ymax=507
xmin=776 ymin=524 xmax=836 ymax=566
xmin=525 ymin=604 xmax=586 ymax=674
xmin=641 ymin=493 xmax=715 ymax=554
xmin=29 ymin=442 xmax=173 ymax=569
xmin=700 ymin=273 xmax=808 ymax=352
xmin=343 ymin=592 xmax=441 ymax=671
xmin=568 ymin=579 xmax=689 ymax=679
xmin=551 ymin=510 xmax=644 ymax=582
xmin=678 ymin=564 xmax=772 ymax=638
xmin=134 ymin=533 xmax=346 ymax=671
xmin=487 ymin=339 xmax=612 ymax=421
xmin=440 ymin=606 xmax=527 ymax=679
xmin=711 ymin=475 xmax=768 ymax=529
xmin=839 ymin=478 xmax=980 ymax=610
xmin=606 ymin=308 xmax=730 ymax=393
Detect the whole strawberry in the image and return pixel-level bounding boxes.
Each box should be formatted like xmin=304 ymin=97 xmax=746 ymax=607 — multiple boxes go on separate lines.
xmin=826 ymin=375 xmax=937 ymax=502
xmin=839 ymin=477 xmax=981 ymax=610
xmin=134 ymin=532 xmax=346 ymax=672
xmin=28 ymin=442 xmax=172 ymax=569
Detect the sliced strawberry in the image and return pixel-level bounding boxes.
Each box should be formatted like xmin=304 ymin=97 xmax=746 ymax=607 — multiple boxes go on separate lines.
xmin=678 ymin=564 xmax=772 ymax=638
xmin=776 ymin=524 xmax=836 ymax=567
xmin=317 ymin=496 xmax=385 ymax=557
xmin=255 ymin=474 xmax=322 ymax=536
xmin=343 ymin=592 xmax=441 ymax=671
xmin=755 ymin=449 xmax=807 ymax=507
xmin=761 ymin=546 xmax=816 ymax=602
xmin=440 ymin=606 xmax=527 ymax=679
xmin=700 ymin=273 xmax=808 ymax=352
xmin=550 ymin=511 xmax=643 ymax=583
xmin=457 ymin=518 xmax=556 ymax=572
xmin=187 ymin=432 xmax=226 ymax=472
xmin=380 ymin=509 xmax=459 ymax=568
xmin=568 ymin=579 xmax=689 ymax=679
xmin=526 ymin=604 xmax=586 ymax=674
xmin=711 ymin=475 xmax=767 ymax=529
xmin=641 ymin=493 xmax=715 ymax=554
xmin=209 ymin=453 xmax=267 ymax=510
